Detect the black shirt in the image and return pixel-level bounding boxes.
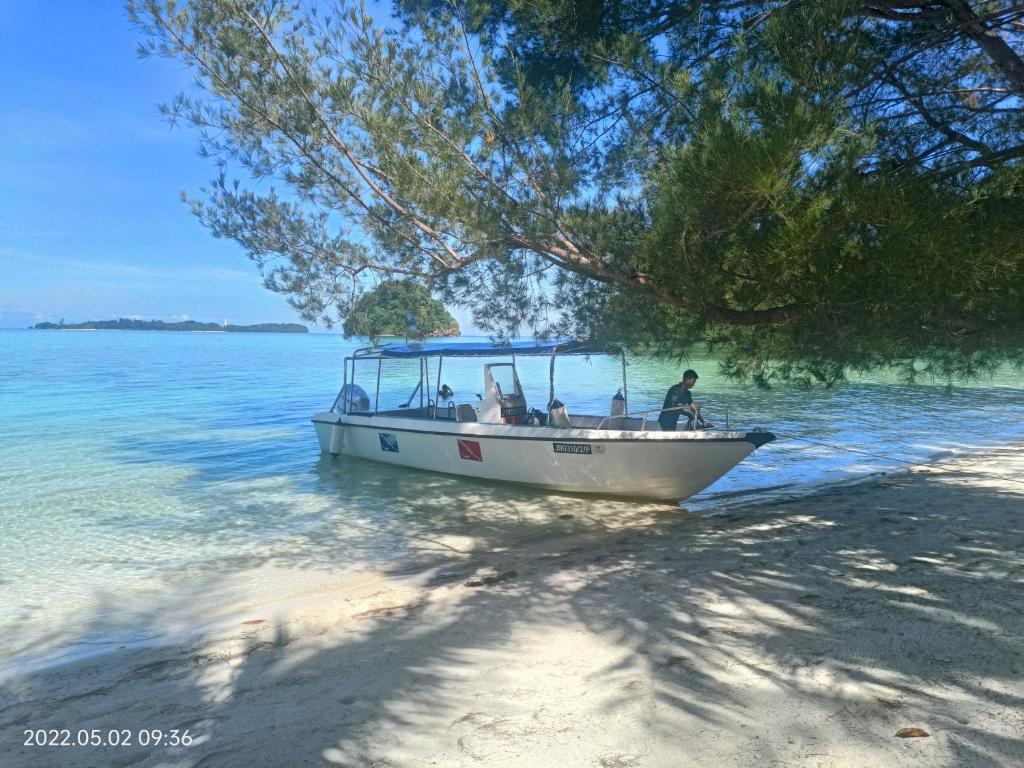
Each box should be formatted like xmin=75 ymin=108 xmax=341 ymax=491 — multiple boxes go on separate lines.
xmin=659 ymin=383 xmax=693 ymax=431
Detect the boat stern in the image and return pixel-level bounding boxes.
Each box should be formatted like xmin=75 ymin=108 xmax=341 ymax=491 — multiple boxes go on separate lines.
xmin=312 ymin=411 xmax=345 ymax=454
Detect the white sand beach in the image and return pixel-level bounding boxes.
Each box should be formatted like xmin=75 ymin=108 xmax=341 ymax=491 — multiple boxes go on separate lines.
xmin=2 ymin=448 xmax=1022 ymax=767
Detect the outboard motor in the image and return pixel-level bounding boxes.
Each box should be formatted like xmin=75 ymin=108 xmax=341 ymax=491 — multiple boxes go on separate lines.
xmin=339 ymin=383 xmax=370 ymax=413
xmin=610 ymin=389 xmax=626 ymax=417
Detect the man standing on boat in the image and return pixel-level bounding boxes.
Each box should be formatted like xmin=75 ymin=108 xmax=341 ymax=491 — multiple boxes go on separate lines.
xmin=659 ymin=369 xmax=701 ymax=431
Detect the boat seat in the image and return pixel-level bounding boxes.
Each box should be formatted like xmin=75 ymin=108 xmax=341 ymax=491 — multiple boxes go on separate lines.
xmin=455 ymin=404 xmax=477 ymax=422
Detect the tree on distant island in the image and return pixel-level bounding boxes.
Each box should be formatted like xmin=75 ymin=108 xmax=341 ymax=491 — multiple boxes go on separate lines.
xmin=129 ymin=0 xmax=1024 ymax=384
xmin=342 ymin=280 xmax=459 ymax=341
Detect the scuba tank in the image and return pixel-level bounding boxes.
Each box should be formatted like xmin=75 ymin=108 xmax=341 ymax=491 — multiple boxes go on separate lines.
xmin=610 ymin=389 xmax=625 ymax=417
xmin=548 ymin=398 xmax=570 ymax=428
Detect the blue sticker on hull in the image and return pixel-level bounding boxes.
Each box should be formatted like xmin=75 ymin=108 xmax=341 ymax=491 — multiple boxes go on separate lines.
xmin=379 ymin=433 xmax=399 ymax=453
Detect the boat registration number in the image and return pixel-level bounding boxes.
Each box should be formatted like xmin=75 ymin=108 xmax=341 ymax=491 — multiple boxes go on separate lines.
xmin=552 ymin=442 xmax=593 ymax=455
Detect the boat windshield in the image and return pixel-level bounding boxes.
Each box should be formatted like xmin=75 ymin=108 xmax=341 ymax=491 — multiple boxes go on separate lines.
xmin=488 ymin=363 xmax=522 ymax=397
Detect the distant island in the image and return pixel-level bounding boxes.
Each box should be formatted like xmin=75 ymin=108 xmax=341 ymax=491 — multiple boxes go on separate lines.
xmin=33 ymin=318 xmax=308 ymax=333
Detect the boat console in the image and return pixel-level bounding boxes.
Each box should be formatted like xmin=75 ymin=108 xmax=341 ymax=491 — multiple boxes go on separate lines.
xmin=477 ymin=363 xmax=527 ymax=424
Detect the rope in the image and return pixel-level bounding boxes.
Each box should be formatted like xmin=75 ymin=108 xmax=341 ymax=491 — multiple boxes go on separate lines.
xmin=773 ymin=430 xmax=1024 ymax=489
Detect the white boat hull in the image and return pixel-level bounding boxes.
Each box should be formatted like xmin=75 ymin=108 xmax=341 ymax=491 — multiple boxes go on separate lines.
xmin=312 ymin=411 xmax=772 ymax=501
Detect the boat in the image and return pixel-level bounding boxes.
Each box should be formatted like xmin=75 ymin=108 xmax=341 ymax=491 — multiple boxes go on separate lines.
xmin=312 ymin=340 xmax=775 ymax=501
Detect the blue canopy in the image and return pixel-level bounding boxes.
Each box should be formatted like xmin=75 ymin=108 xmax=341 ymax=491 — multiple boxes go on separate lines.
xmin=355 ymin=339 xmax=620 ymax=359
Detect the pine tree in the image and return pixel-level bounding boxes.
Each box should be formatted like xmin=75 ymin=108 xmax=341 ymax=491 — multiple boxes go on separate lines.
xmin=128 ymin=0 xmax=1024 ymax=383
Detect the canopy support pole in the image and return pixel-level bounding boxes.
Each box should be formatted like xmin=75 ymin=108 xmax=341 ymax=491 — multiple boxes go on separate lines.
xmin=620 ymin=350 xmax=629 ymax=414
xmin=433 ymin=356 xmax=442 ymax=419
xmin=549 ymin=352 xmax=556 ymax=408
xmin=347 ymin=358 xmax=355 ymax=413
xmin=332 ymin=357 xmax=349 ymax=413
xmin=374 ymin=358 xmax=382 ymax=414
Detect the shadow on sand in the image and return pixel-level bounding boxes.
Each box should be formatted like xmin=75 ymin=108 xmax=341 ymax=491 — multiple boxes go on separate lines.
xmin=2 ymin=452 xmax=1023 ymax=767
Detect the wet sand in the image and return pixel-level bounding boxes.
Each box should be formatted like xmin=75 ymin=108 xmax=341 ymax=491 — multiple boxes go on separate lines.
xmin=2 ymin=448 xmax=1022 ymax=767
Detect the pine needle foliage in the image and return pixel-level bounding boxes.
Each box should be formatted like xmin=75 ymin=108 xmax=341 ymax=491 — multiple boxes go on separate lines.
xmin=342 ymin=279 xmax=460 ymax=340
xmin=128 ymin=0 xmax=1024 ymax=383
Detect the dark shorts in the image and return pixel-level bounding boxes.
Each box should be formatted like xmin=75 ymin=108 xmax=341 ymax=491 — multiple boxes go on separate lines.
xmin=660 ymin=412 xmax=695 ymax=431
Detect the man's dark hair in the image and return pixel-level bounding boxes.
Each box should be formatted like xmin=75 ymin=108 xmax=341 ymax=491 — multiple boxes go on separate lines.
xmin=683 ymin=369 xmax=698 ymax=381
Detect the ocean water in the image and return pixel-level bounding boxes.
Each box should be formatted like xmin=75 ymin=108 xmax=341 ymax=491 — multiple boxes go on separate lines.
xmin=2 ymin=329 xmax=1024 ymax=672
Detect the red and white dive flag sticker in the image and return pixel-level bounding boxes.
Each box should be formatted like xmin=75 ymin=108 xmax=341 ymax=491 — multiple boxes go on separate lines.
xmin=457 ymin=439 xmax=483 ymax=462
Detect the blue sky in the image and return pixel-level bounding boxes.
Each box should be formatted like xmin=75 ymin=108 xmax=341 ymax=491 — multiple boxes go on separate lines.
xmin=0 ymin=1 xmax=476 ymax=332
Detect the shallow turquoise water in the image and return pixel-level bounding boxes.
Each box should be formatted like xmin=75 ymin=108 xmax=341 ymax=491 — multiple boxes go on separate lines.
xmin=2 ymin=329 xmax=1023 ymax=669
